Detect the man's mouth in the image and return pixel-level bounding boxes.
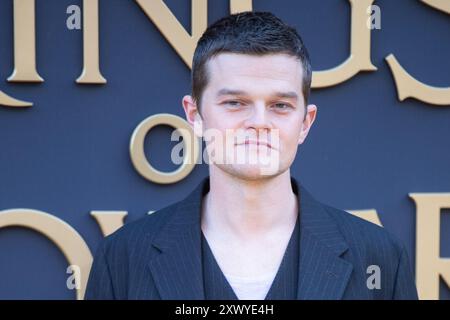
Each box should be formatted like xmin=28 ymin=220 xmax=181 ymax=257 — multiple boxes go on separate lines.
xmin=235 ymin=140 xmax=273 ymax=149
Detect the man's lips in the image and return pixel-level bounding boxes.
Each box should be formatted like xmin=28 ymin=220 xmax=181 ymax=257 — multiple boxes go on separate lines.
xmin=235 ymin=140 xmax=273 ymax=149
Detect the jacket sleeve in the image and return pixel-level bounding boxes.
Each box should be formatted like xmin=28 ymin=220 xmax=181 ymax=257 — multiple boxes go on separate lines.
xmin=84 ymin=240 xmax=116 ymax=300
xmin=392 ymin=246 xmax=419 ymax=300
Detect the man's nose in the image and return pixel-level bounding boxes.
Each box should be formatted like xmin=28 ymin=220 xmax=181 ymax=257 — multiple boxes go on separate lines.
xmin=245 ymin=103 xmax=272 ymax=130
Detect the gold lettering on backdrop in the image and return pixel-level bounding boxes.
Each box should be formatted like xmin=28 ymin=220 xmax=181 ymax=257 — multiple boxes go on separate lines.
xmin=0 ymin=0 xmax=37 ymax=107
xmin=91 ymin=211 xmax=127 ymax=236
xmin=1 ymin=0 xmax=448 ymax=106
xmin=385 ymin=0 xmax=450 ymax=106
xmin=311 ymin=0 xmax=377 ymax=88
xmin=0 ymin=209 xmax=93 ymax=300
xmin=130 ymin=113 xmax=200 ymax=184
xmin=135 ymin=0 xmax=207 ymax=68
xmin=409 ymin=193 xmax=450 ymax=300
xmin=348 ymin=209 xmax=383 ymax=226
xmin=386 ymin=54 xmax=450 ymax=106
xmin=0 ymin=91 xmax=32 ymax=107
xmin=76 ymin=0 xmax=106 ymax=84
xmin=8 ymin=0 xmax=43 ymax=83
xmin=421 ymin=0 xmax=450 ymax=14
xmin=230 ymin=0 xmax=253 ymax=14
xmin=134 ymin=0 xmax=253 ymax=68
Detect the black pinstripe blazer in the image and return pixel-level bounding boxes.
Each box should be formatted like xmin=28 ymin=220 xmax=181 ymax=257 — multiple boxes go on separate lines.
xmin=85 ymin=177 xmax=418 ymax=300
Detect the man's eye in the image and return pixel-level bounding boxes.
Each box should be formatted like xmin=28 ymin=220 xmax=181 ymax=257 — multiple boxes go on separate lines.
xmin=272 ymin=103 xmax=291 ymax=110
xmin=225 ymin=100 xmax=242 ymax=107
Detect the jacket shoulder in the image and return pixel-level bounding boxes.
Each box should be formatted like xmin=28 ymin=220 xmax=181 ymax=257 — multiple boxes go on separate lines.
xmin=98 ymin=200 xmax=179 ymax=255
xmin=321 ymin=203 xmax=406 ymax=259
xmin=320 ymin=202 xmax=418 ymax=299
xmin=85 ymin=200 xmax=181 ymax=299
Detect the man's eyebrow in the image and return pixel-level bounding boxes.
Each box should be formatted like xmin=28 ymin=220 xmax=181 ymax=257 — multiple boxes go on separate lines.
xmin=216 ymin=88 xmax=299 ymax=101
xmin=272 ymin=91 xmax=298 ymax=100
xmin=216 ymin=88 xmax=247 ymax=97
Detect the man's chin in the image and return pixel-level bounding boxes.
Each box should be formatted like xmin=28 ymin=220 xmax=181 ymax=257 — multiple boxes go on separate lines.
xmin=214 ymin=163 xmax=284 ymax=181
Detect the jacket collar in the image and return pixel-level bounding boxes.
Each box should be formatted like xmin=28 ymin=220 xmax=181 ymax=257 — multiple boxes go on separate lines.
xmin=148 ymin=177 xmax=352 ymax=300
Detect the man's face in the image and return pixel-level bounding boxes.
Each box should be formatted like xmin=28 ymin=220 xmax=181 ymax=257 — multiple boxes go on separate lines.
xmin=183 ymin=53 xmax=317 ymax=180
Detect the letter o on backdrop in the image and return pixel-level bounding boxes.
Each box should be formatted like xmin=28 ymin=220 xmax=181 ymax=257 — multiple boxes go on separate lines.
xmin=130 ymin=113 xmax=200 ymax=184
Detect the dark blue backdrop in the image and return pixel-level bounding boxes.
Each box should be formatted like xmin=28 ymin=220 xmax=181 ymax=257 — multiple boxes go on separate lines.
xmin=0 ymin=0 xmax=449 ymax=299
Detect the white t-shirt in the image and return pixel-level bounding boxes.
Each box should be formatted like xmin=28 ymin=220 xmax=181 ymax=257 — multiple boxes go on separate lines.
xmin=224 ymin=271 xmax=277 ymax=300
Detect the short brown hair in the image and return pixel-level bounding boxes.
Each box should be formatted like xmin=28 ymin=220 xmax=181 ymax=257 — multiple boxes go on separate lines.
xmin=191 ymin=11 xmax=312 ymax=109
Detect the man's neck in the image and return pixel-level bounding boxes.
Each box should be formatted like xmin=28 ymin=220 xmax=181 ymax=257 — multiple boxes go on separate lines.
xmin=201 ymin=167 xmax=298 ymax=242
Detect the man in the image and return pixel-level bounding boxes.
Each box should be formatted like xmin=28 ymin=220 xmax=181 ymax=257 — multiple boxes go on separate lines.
xmin=85 ymin=11 xmax=418 ymax=300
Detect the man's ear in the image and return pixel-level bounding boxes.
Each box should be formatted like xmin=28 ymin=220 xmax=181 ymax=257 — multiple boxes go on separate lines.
xmin=182 ymin=95 xmax=203 ymax=137
xmin=298 ymin=104 xmax=317 ymax=145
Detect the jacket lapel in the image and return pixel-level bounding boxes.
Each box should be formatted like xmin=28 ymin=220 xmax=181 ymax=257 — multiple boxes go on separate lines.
xmin=295 ymin=180 xmax=353 ymax=299
xmin=147 ymin=180 xmax=207 ymax=300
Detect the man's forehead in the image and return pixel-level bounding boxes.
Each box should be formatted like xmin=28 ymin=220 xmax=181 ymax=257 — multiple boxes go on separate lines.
xmin=208 ymin=52 xmax=302 ymax=74
xmin=205 ymin=53 xmax=304 ymax=92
